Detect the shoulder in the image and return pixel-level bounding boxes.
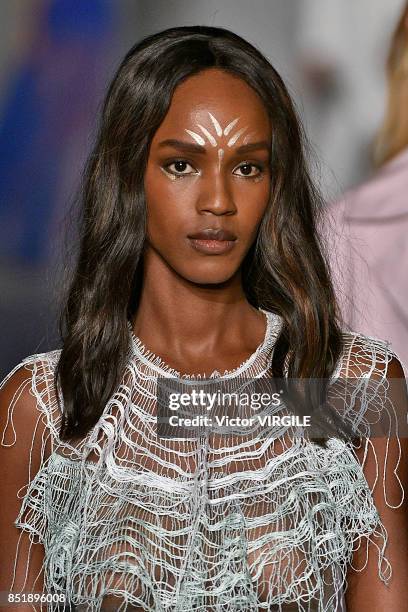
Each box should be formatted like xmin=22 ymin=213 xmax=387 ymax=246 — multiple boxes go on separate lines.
xmin=0 ymin=349 xmax=61 ymax=405
xmin=330 ymin=155 xmax=408 ymax=222
xmin=339 ymin=335 xmax=408 ymax=607
xmin=331 ymin=330 xmax=408 ymax=450
xmin=0 ymin=350 xmax=63 ymax=447
xmin=335 ymin=329 xmax=407 ymax=381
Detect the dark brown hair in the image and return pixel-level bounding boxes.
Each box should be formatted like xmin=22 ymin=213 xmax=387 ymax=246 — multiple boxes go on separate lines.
xmin=56 ymin=25 xmax=343 ymax=443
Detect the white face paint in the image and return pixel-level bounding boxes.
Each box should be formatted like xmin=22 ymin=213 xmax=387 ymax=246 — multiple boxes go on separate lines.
xmin=217 ymin=148 xmax=224 ymax=171
xmin=182 ymin=112 xmax=265 ymax=182
xmin=185 ymin=112 xmax=250 ymax=172
xmin=242 ymin=132 xmax=255 ymax=145
xmin=160 ymin=166 xmax=177 ymax=181
xmin=185 ymin=112 xmax=247 ymax=149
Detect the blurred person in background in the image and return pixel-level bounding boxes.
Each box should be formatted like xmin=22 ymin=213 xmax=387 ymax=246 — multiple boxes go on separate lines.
xmin=295 ymin=0 xmax=404 ymax=195
xmin=327 ymin=1 xmax=408 ymax=366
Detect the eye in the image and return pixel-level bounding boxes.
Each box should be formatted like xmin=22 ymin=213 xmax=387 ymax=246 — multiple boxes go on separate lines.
xmin=233 ymin=162 xmax=263 ymax=178
xmin=163 ymin=160 xmax=198 ymax=178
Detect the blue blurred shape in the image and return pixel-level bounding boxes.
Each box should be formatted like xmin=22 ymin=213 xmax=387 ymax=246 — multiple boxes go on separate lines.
xmin=0 ymin=0 xmax=114 ymax=265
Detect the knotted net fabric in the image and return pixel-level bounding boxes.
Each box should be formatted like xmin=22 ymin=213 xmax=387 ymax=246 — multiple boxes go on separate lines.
xmin=0 ymin=309 xmax=406 ymax=611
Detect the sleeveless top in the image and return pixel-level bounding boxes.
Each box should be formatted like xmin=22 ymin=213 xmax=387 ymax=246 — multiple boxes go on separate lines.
xmin=0 ymin=309 xmax=406 ymax=611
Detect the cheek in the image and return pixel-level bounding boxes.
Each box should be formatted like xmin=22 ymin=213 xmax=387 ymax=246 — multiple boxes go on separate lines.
xmin=144 ymin=175 xmax=193 ymax=245
xmin=234 ymin=181 xmax=270 ymax=234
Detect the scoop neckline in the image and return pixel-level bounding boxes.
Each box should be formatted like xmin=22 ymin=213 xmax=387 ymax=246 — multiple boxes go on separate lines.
xmin=127 ymin=308 xmax=279 ymax=380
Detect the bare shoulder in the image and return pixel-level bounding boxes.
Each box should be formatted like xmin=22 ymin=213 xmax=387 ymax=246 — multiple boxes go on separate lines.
xmin=0 ymin=350 xmax=62 ymax=447
xmin=336 ymin=329 xmax=406 ymax=381
xmin=0 ymin=351 xmax=61 ymax=599
xmin=0 ymin=364 xmax=36 ymax=427
xmin=343 ymin=334 xmax=408 ymax=609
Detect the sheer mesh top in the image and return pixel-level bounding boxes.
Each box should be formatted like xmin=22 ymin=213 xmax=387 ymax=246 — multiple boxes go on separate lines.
xmin=0 ymin=309 xmax=406 ymax=611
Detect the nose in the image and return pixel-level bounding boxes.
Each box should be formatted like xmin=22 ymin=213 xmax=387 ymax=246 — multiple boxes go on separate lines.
xmin=197 ymin=173 xmax=237 ymax=216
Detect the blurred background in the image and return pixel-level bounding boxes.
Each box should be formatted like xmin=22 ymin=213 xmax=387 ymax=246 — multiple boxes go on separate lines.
xmin=0 ymin=0 xmax=405 ymax=376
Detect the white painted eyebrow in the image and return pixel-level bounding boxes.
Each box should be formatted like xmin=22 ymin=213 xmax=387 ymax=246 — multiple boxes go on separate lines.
xmin=227 ymin=127 xmax=248 ymax=147
xmin=223 ymin=117 xmax=240 ymax=136
xmin=208 ymin=112 xmax=222 ymax=137
xmin=185 ymin=129 xmax=206 ymax=146
xmin=243 ymin=132 xmax=255 ymax=145
xmin=197 ymin=124 xmax=217 ymax=147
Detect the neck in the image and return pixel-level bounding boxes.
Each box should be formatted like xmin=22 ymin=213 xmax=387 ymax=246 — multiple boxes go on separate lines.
xmin=131 ymin=248 xmax=263 ymax=358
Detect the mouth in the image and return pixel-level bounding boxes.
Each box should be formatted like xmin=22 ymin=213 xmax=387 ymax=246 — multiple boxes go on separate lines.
xmin=187 ymin=228 xmax=237 ymax=255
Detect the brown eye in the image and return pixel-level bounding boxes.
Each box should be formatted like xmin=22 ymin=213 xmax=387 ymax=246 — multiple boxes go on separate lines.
xmin=174 ymin=161 xmax=188 ymax=173
xmin=233 ymin=162 xmax=263 ymax=178
xmin=240 ymin=164 xmax=253 ymax=176
xmin=163 ymin=160 xmax=197 ymax=177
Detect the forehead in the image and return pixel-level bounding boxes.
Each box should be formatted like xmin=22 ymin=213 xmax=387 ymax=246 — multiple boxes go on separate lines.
xmin=154 ymin=68 xmax=270 ymax=138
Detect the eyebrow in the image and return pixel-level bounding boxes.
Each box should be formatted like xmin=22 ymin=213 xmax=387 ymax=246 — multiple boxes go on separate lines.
xmin=158 ymin=139 xmax=270 ymax=154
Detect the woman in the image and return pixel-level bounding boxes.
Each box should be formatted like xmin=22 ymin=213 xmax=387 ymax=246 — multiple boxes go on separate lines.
xmin=1 ymin=26 xmax=407 ymax=612
xmin=327 ymin=2 xmax=408 ymax=366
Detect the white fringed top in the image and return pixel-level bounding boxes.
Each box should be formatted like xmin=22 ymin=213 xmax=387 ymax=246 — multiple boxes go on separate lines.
xmin=0 ymin=309 xmax=406 ymax=611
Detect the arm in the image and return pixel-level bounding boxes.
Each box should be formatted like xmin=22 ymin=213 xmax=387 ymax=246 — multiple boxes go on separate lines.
xmin=345 ymin=356 xmax=408 ymax=610
xmin=0 ymin=365 xmax=51 ymax=611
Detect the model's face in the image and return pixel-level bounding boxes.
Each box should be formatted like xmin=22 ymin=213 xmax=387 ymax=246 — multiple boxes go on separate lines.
xmin=144 ymin=68 xmax=272 ymax=284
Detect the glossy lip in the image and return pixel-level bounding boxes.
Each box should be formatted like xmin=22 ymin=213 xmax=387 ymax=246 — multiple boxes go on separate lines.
xmin=187 ymin=227 xmax=237 ymax=255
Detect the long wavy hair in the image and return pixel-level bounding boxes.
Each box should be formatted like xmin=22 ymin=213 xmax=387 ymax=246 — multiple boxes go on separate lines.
xmin=56 ymin=25 xmax=344 ymax=443
xmin=374 ymin=2 xmax=408 ymax=166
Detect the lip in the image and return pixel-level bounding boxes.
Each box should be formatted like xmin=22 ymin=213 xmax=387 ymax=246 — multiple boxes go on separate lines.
xmin=188 ymin=228 xmax=237 ymax=241
xmin=188 ymin=238 xmax=236 ymax=255
xmin=187 ymin=228 xmax=237 ymax=255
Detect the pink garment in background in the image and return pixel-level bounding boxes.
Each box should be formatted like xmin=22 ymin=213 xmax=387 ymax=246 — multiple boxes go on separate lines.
xmin=325 ymin=146 xmax=408 ymax=366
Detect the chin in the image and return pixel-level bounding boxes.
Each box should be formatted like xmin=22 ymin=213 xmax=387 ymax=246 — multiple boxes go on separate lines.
xmin=178 ymin=264 xmax=240 ymax=286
